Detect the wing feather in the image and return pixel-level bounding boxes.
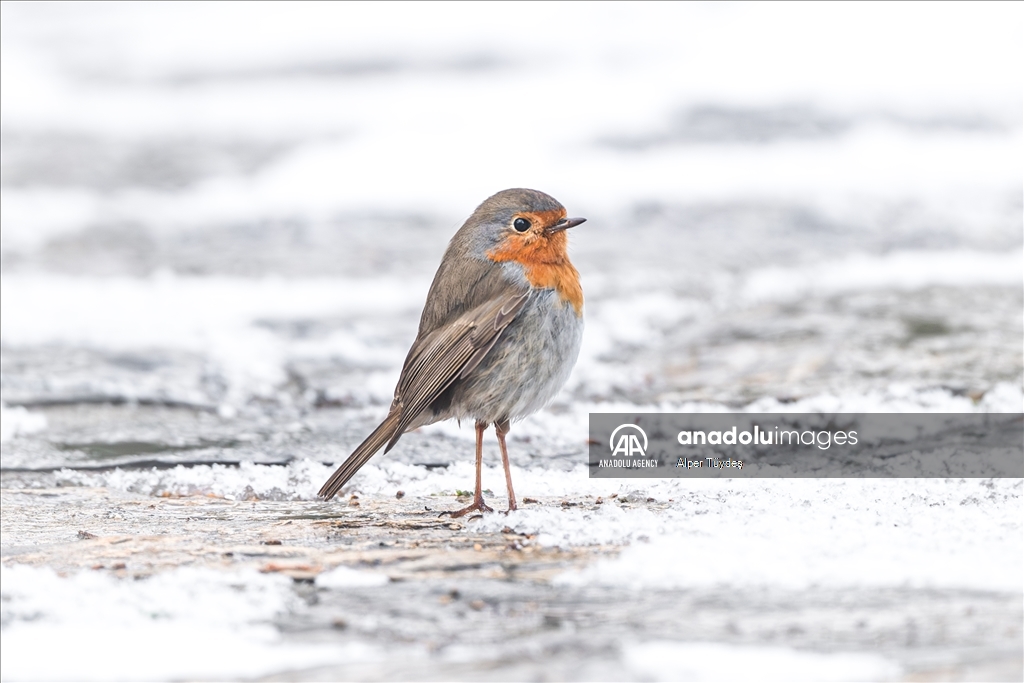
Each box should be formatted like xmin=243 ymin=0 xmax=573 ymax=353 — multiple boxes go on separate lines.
xmin=320 ymin=286 xmax=531 ymax=497
xmin=458 ymin=293 xmax=528 ymax=379
xmin=390 ymin=290 xmax=529 ymax=437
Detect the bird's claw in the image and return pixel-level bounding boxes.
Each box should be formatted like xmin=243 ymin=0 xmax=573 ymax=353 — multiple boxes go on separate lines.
xmin=450 ymin=499 xmax=494 ymax=517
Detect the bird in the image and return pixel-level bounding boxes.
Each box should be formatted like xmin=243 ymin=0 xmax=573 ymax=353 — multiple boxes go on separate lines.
xmin=318 ymin=188 xmax=585 ymax=516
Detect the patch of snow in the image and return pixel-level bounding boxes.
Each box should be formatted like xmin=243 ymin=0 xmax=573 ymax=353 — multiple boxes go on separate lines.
xmin=317 ymin=565 xmax=389 ymax=588
xmin=0 ymin=564 xmax=376 ymax=681
xmin=551 ymin=478 xmax=1022 ymax=592
xmin=623 ymin=641 xmax=901 ymax=682
xmin=743 ymin=249 xmax=1022 ymax=303
xmin=0 ymin=403 xmax=47 ymax=442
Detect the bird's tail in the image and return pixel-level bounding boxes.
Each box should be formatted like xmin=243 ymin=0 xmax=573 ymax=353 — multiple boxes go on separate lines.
xmin=318 ymin=412 xmax=402 ymax=500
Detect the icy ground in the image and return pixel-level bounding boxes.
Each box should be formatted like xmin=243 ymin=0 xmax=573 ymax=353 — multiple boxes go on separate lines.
xmin=2 ymin=3 xmax=1023 ymax=681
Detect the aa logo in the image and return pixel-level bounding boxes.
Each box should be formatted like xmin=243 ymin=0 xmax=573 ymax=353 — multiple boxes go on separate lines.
xmin=610 ymin=424 xmax=648 ymax=457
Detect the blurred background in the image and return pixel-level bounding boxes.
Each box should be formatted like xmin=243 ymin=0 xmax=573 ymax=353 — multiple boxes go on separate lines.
xmin=2 ymin=2 xmax=1020 ymax=421
xmin=1 ymin=3 xmax=1021 ymax=681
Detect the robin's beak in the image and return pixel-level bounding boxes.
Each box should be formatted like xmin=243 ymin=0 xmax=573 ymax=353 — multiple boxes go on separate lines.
xmin=546 ymin=217 xmax=586 ymax=234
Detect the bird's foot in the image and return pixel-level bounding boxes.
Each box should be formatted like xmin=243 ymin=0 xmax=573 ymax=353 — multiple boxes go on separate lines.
xmin=450 ymin=498 xmax=494 ymax=518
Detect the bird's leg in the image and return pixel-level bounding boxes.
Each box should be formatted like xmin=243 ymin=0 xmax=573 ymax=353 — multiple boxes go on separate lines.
xmin=451 ymin=420 xmax=494 ymax=517
xmin=495 ymin=418 xmax=518 ymax=513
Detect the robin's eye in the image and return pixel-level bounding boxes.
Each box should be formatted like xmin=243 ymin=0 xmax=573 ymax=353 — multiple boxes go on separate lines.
xmin=513 ymin=217 xmax=531 ymax=232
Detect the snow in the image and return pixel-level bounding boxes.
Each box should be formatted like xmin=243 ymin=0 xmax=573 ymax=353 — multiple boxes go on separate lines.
xmin=622 ymin=641 xmax=901 ymax=682
xmin=48 ymin=462 xmax=1022 ymax=592
xmin=3 ymin=271 xmax=1020 ymax=412
xmin=1 ymin=3 xmax=1021 ymax=680
xmin=0 ymin=564 xmax=373 ymax=681
xmin=317 ymin=565 xmax=390 ymax=589
xmin=549 ymin=479 xmax=1022 ymax=592
xmin=0 ymin=403 xmax=47 ymax=442
xmin=2 ymin=5 xmax=1021 ymax=252
xmin=742 ymin=249 xmax=1023 ymax=302
xmin=0 ymin=273 xmax=419 ymax=406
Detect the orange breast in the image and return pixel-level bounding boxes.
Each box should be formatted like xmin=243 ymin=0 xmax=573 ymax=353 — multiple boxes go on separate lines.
xmin=486 ymin=230 xmax=583 ymax=316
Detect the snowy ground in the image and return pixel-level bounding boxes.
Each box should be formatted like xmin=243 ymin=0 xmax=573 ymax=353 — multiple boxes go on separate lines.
xmin=2 ymin=3 xmax=1022 ymax=681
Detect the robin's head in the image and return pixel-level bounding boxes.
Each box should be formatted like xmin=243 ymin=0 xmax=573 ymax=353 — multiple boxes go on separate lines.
xmin=450 ymin=189 xmax=585 ymax=313
xmin=459 ymin=188 xmax=586 ymax=266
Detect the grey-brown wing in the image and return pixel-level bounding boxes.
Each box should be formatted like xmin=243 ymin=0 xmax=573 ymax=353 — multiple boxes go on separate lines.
xmin=318 ymin=288 xmax=529 ymax=500
xmin=387 ymin=290 xmax=529 ymax=447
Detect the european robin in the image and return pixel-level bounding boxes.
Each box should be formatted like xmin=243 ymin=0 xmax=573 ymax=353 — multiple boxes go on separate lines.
xmin=319 ymin=188 xmax=585 ymax=515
